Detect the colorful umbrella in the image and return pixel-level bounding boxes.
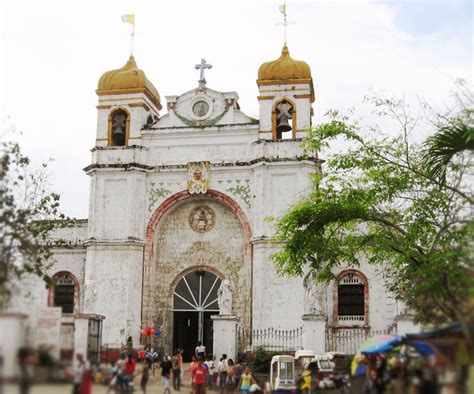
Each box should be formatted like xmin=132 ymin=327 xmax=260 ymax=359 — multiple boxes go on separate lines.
xmin=351 ymin=335 xmax=396 ymax=376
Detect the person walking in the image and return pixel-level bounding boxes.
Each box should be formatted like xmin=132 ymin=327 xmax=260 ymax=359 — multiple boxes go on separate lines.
xmin=189 ymin=355 xmax=198 ymax=394
xmin=137 ymin=358 xmax=152 ymax=394
xmin=237 ymin=367 xmax=255 ymax=394
xmin=234 ymin=360 xmax=244 ymax=391
xmin=191 ymin=359 xmax=209 ymax=394
xmin=179 ymin=348 xmax=184 ymax=388
xmin=122 ymin=353 xmax=137 ymax=391
xmin=72 ymin=350 xmax=91 ymax=394
xmin=173 ymin=349 xmax=182 ymax=391
xmin=217 ymin=354 xmax=228 ymax=394
xmin=204 ymin=356 xmax=215 ymax=388
xmin=161 ymin=354 xmax=173 ymax=394
xmin=226 ymin=359 xmax=236 ymax=393
xmin=18 ymin=347 xmax=36 ymax=394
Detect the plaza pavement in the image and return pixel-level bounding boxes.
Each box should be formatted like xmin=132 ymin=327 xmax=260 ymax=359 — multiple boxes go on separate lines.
xmin=3 ymin=374 xmax=187 ymax=394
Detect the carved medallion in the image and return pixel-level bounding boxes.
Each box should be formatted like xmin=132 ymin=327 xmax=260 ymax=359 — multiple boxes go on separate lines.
xmin=189 ymin=206 xmax=215 ymax=233
xmin=187 ymin=161 xmax=210 ymax=194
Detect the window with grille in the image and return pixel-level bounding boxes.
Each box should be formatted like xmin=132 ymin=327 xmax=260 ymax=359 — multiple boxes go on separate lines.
xmin=53 ymin=275 xmax=75 ymax=314
xmin=337 ymin=274 xmax=365 ymax=316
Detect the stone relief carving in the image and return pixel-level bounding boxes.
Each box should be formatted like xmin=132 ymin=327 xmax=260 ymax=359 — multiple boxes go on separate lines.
xmin=187 ymin=162 xmax=210 ymax=194
xmin=189 ymin=206 xmax=215 ymax=233
xmin=218 ymin=278 xmax=233 ymax=315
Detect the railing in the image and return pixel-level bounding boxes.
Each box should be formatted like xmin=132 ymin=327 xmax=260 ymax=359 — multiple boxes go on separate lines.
xmin=325 ymin=326 xmax=396 ymax=355
xmin=237 ymin=326 xmax=303 ymax=353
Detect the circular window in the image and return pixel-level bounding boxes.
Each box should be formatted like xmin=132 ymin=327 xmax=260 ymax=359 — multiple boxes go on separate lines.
xmin=192 ymin=101 xmax=210 ymax=117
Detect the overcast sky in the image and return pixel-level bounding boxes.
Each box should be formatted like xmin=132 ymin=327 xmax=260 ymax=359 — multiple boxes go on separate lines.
xmin=0 ymin=0 xmax=472 ymax=218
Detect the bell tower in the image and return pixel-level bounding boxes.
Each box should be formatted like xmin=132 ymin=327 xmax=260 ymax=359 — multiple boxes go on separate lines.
xmin=257 ymin=45 xmax=314 ymax=140
xmin=82 ymin=56 xmax=162 ymax=347
xmin=95 ymin=56 xmax=162 ymax=147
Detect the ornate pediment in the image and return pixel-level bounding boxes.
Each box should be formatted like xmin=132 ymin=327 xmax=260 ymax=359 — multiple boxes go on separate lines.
xmin=152 ymin=87 xmax=257 ymax=129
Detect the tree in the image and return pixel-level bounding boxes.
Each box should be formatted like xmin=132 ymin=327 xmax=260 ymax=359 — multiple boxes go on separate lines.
xmin=423 ymin=82 xmax=474 ymax=182
xmin=0 ymin=140 xmax=66 ymax=308
xmin=271 ymin=92 xmax=474 ymax=359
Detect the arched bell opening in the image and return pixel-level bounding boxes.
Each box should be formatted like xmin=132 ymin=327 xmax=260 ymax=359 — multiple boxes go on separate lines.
xmin=272 ymin=98 xmax=297 ymax=140
xmin=108 ymin=108 xmax=130 ymax=147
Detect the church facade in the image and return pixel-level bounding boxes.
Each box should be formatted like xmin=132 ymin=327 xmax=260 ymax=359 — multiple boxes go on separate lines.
xmin=7 ymin=46 xmax=408 ymax=364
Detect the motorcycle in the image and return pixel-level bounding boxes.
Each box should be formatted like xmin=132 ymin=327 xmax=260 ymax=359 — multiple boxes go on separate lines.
xmin=333 ymin=373 xmax=351 ymax=394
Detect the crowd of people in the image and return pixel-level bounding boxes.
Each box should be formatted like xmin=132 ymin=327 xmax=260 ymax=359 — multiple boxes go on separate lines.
xmin=356 ymin=352 xmax=463 ymax=394
xmin=66 ymin=340 xmax=261 ymax=394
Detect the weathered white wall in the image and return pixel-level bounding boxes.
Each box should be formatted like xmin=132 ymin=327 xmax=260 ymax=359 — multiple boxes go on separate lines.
xmin=0 ymin=313 xmax=28 ymax=379
xmin=252 ymin=241 xmax=305 ymax=330
xmin=83 ymin=244 xmax=143 ymax=348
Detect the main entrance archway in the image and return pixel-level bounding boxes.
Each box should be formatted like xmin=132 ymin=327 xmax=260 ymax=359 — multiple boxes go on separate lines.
xmin=173 ymin=269 xmax=221 ymax=361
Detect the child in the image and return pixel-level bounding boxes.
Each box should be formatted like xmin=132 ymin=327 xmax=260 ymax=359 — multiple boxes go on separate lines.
xmin=204 ymin=356 xmax=215 ymax=388
xmin=238 ymin=367 xmax=255 ymax=393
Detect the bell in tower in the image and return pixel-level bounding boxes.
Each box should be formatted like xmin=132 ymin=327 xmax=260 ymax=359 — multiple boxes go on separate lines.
xmin=111 ymin=110 xmax=127 ymax=146
xmin=275 ymin=100 xmax=293 ymax=139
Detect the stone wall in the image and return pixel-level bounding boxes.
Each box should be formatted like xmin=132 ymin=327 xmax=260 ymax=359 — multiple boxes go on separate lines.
xmin=151 ymin=198 xmax=250 ymax=349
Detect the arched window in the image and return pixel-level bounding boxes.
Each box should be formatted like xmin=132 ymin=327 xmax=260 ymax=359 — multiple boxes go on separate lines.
xmin=334 ymin=270 xmax=368 ymax=326
xmin=48 ymin=272 xmax=79 ymax=314
xmin=108 ymin=108 xmax=129 ymax=146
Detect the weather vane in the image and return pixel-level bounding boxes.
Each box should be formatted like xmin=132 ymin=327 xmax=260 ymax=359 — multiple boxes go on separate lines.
xmin=121 ymin=13 xmax=135 ymax=56
xmin=276 ymin=1 xmax=295 ymax=46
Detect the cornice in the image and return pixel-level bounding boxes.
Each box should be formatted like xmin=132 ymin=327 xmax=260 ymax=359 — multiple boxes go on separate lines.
xmin=83 ymin=156 xmax=321 ymax=174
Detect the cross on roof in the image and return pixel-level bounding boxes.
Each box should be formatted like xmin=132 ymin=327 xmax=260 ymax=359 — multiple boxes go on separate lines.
xmin=195 ymin=58 xmax=212 ymax=87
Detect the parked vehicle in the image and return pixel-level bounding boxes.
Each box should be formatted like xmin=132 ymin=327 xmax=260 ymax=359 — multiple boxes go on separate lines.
xmin=295 ymin=349 xmax=316 ymax=373
xmin=311 ymin=355 xmax=336 ymax=389
xmin=270 ymin=355 xmax=296 ymax=391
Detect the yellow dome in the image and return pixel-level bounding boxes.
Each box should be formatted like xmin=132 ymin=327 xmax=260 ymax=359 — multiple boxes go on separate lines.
xmin=258 ymin=45 xmax=311 ymax=82
xmin=97 ymin=56 xmax=161 ymax=110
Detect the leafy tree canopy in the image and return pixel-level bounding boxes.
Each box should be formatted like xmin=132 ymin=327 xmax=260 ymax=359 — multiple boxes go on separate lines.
xmin=271 ymin=87 xmax=473 ymax=352
xmin=0 ymin=140 xmax=67 ymax=307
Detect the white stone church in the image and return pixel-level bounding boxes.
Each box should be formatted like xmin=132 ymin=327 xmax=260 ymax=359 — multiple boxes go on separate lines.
xmin=4 ymin=44 xmax=415 ymax=374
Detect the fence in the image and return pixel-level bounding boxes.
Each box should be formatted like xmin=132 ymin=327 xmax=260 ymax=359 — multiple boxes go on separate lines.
xmin=325 ymin=326 xmax=396 ymax=355
xmin=237 ymin=326 xmax=303 ymax=353
xmin=60 ymin=323 xmax=75 ymax=360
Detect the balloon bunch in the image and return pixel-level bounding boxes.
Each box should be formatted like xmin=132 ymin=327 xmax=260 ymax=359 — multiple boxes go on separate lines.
xmin=140 ymin=327 xmax=161 ymax=337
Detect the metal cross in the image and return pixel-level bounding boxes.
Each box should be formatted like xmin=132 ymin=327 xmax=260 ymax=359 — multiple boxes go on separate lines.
xmin=195 ymin=58 xmax=212 ymax=87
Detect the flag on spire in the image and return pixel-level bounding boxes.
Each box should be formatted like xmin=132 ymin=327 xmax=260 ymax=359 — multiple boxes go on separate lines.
xmin=121 ymin=14 xmax=135 ymax=24
xmin=279 ymin=3 xmax=286 ymax=16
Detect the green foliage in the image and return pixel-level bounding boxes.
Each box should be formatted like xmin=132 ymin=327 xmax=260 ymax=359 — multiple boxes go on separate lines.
xmin=272 ymin=91 xmax=474 ymax=330
xmin=248 ymin=347 xmax=273 ymax=374
xmin=0 ymin=140 xmax=67 ymax=307
xmin=423 ymin=83 xmax=474 ymax=182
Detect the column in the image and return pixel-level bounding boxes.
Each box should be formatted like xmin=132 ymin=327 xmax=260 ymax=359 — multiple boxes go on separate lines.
xmin=211 ymin=315 xmax=239 ymax=360
xmin=302 ymin=314 xmax=326 ymax=354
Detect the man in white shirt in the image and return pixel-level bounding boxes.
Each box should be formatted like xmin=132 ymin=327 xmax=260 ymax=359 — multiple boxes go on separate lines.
xmin=195 ymin=341 xmax=206 ymax=359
